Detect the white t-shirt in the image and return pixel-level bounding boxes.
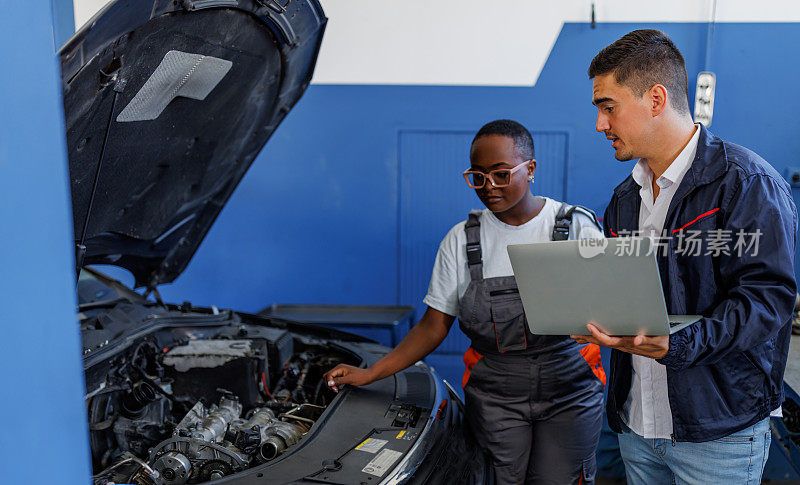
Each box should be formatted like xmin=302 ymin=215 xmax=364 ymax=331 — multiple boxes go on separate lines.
xmin=423 ymin=197 xmax=605 ymax=317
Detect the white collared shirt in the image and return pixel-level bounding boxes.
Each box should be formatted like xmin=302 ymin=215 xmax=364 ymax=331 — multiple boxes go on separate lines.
xmin=622 ymin=124 xmax=701 ymax=439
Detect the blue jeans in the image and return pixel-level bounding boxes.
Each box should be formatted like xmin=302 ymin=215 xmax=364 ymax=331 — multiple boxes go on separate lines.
xmin=617 ymin=418 xmax=771 ymax=485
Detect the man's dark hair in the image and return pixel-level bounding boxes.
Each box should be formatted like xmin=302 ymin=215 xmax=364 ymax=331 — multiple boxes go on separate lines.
xmin=472 ymin=119 xmax=534 ymax=160
xmin=588 ymin=29 xmax=690 ymax=113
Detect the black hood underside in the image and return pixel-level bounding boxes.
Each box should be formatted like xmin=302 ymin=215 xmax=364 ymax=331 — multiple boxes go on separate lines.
xmin=61 ymin=0 xmax=325 ymax=287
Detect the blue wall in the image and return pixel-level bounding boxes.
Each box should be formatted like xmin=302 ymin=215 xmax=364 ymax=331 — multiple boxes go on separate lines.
xmin=0 ymin=0 xmax=91 ymax=483
xmin=144 ymin=22 xmax=800 ymax=395
xmin=160 ymin=22 xmax=800 ymax=315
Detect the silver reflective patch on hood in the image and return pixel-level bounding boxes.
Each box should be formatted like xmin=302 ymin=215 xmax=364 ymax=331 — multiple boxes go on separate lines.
xmin=117 ymin=50 xmax=232 ymax=122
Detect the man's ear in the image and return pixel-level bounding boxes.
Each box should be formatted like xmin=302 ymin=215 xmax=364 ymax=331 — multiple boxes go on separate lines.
xmin=528 ymin=159 xmax=537 ymax=176
xmin=649 ymin=84 xmax=668 ymax=117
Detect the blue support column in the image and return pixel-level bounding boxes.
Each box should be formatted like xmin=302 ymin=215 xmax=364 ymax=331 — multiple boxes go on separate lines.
xmin=0 ymin=0 xmax=91 ymax=483
xmin=51 ymin=0 xmax=76 ymax=49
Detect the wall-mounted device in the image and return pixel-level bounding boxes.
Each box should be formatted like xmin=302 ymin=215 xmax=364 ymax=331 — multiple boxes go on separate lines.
xmin=694 ymin=71 xmax=716 ymax=126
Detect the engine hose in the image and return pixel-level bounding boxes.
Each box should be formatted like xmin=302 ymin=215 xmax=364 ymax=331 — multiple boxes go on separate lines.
xmin=131 ymin=364 xmax=192 ymax=414
xmin=263 ymin=401 xmax=296 ymax=412
xmin=296 ymin=363 xmax=310 ymax=389
xmin=120 ymin=381 xmax=159 ymax=418
xmin=93 ymin=453 xmax=157 ymax=481
xmin=312 ymin=377 xmax=327 ymax=405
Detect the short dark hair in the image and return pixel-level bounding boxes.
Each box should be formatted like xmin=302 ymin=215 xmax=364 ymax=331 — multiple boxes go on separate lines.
xmin=588 ymin=29 xmax=690 ymax=113
xmin=472 ymin=119 xmax=534 ymax=160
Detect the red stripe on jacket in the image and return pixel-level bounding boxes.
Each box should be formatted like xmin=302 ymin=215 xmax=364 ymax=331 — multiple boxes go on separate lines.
xmin=671 ymin=208 xmax=720 ymax=233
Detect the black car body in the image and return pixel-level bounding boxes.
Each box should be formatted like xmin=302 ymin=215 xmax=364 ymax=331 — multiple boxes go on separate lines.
xmin=79 ymin=270 xmax=489 ymax=484
xmin=62 ymin=1 xmax=490 ymax=484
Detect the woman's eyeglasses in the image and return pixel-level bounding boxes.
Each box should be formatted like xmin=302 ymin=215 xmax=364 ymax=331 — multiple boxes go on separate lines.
xmin=462 ymin=160 xmax=533 ymax=189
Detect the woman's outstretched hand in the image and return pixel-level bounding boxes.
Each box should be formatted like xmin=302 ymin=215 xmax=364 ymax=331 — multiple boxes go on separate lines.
xmin=322 ymin=307 xmax=455 ymax=393
xmin=323 ymin=364 xmax=377 ymax=392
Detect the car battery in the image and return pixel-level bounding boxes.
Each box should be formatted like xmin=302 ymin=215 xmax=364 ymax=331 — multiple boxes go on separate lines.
xmin=214 ymin=325 xmax=295 ymax=391
xmin=163 ymin=339 xmax=267 ymax=408
xmin=235 ymin=326 xmax=294 ymax=386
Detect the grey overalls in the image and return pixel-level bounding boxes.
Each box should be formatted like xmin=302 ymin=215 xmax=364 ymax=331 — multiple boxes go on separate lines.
xmin=458 ymin=210 xmax=605 ymax=485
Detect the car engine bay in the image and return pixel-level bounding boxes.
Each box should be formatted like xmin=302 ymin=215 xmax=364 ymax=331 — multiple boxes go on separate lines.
xmin=87 ymin=323 xmax=357 ymax=485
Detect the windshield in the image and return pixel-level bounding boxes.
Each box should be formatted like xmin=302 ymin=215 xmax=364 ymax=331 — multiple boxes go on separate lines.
xmin=78 ymin=266 xmax=143 ymax=307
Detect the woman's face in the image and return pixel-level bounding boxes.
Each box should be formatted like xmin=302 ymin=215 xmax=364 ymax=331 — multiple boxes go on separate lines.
xmin=469 ymin=134 xmax=535 ymax=213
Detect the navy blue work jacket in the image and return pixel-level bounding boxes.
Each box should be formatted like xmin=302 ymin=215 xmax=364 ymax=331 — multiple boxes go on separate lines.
xmin=603 ymin=125 xmax=798 ymax=442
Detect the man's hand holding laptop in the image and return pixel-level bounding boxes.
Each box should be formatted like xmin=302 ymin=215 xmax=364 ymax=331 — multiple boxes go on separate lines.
xmin=571 ymin=323 xmax=668 ymax=359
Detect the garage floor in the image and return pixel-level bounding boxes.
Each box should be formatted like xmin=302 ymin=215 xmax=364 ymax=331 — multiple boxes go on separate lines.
xmin=784 ymin=334 xmax=800 ymax=393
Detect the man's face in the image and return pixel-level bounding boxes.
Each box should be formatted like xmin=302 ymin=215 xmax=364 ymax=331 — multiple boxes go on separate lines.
xmin=592 ymin=73 xmax=654 ymax=161
xmin=469 ymin=135 xmax=532 ymax=213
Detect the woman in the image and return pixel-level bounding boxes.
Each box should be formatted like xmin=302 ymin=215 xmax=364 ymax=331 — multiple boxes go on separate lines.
xmin=324 ymin=119 xmax=605 ymax=484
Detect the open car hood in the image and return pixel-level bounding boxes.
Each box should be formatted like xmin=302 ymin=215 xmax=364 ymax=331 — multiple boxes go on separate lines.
xmin=61 ymin=0 xmax=325 ymax=287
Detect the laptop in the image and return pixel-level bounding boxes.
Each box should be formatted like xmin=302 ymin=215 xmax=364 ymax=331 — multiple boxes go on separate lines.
xmin=506 ymin=237 xmax=701 ymax=336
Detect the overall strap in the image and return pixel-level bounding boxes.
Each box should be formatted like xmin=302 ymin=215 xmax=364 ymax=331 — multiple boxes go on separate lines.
xmin=552 ymin=202 xmax=603 ymax=241
xmin=465 ymin=210 xmax=483 ymax=281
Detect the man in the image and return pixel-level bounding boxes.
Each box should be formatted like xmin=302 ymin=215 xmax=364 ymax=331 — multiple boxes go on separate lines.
xmin=573 ymin=29 xmax=797 ymax=484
